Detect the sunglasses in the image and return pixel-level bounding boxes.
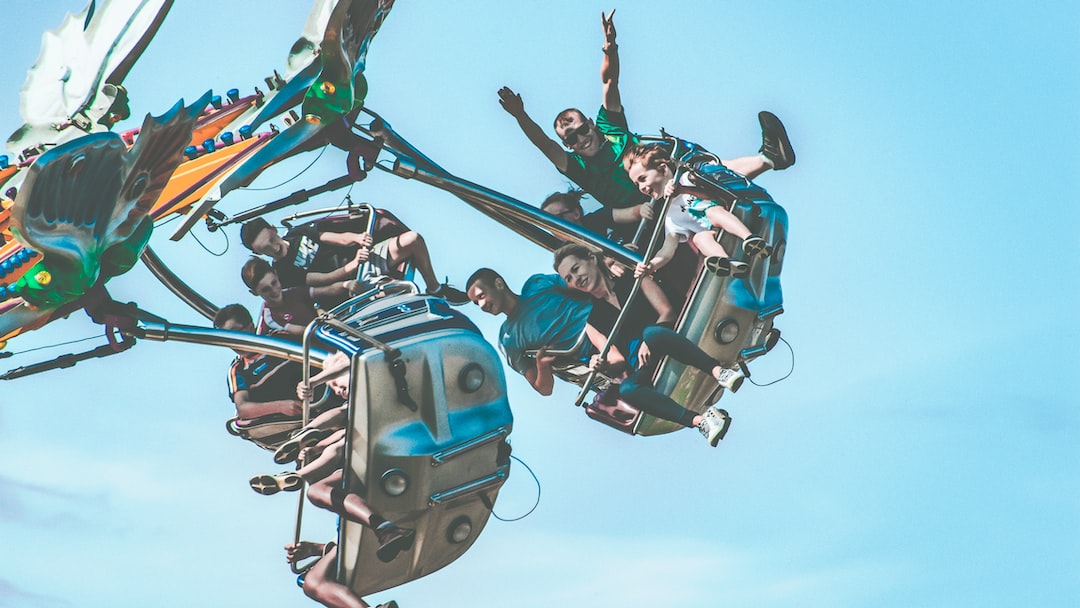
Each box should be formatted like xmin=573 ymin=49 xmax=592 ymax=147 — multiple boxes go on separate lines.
xmin=561 ymin=123 xmax=592 ymax=147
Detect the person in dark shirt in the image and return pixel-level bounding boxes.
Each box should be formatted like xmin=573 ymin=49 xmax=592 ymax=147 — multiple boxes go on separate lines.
xmin=241 ymin=214 xmax=468 ymax=306
xmin=213 ymin=303 xmax=304 ymax=421
xmin=498 ymin=11 xmax=793 ymax=242
xmin=241 ymin=257 xmax=356 ymax=337
xmin=553 ymin=244 xmax=742 ymax=447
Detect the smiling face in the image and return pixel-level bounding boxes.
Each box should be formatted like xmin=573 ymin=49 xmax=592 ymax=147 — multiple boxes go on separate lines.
xmin=555 ymin=113 xmax=603 ymax=158
xmin=626 ymin=159 xmax=674 ymax=200
xmin=466 ymin=277 xmax=508 ymax=316
xmin=556 ymin=253 xmax=605 ymax=296
xmin=250 ymin=271 xmax=284 ymax=305
xmin=327 ymin=375 xmax=349 ymax=399
xmin=249 ymin=227 xmax=290 ymax=259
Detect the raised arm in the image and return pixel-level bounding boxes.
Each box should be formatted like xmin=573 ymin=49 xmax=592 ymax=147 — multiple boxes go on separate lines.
xmin=498 ymin=86 xmax=569 ymax=172
xmin=600 ymin=10 xmax=622 ymax=113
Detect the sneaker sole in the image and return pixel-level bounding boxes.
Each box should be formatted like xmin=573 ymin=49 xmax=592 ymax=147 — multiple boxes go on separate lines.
xmin=376 ymin=528 xmax=416 ymax=562
xmin=274 ymin=427 xmax=332 ymax=465
xmin=759 ymin=111 xmax=795 ymax=170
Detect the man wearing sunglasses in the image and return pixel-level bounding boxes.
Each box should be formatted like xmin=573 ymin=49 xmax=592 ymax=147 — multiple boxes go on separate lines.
xmin=498 ymin=10 xmax=794 ymax=242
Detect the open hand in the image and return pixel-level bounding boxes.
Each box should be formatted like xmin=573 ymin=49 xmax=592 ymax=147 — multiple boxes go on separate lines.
xmin=498 ymin=86 xmax=525 ymax=117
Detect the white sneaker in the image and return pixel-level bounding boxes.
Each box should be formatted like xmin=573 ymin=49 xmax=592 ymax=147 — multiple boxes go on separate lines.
xmin=697 ymin=408 xmax=731 ymax=447
xmin=715 ymin=367 xmax=745 ymax=393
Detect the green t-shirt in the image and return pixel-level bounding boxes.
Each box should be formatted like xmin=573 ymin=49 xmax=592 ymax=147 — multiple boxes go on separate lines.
xmin=561 ymin=106 xmax=647 ymax=210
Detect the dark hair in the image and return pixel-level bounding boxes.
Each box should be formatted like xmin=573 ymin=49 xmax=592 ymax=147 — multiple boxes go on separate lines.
xmin=540 ymin=189 xmax=586 ymax=213
xmin=552 ymin=243 xmax=613 ymax=285
xmin=553 ymin=108 xmax=588 ymax=131
xmin=466 ymin=267 xmax=503 ymax=291
xmin=240 ymin=218 xmax=274 ymax=250
xmin=241 ymin=256 xmax=274 ymax=290
xmin=213 ymin=303 xmax=253 ymax=329
xmin=621 ymin=142 xmax=671 ymax=173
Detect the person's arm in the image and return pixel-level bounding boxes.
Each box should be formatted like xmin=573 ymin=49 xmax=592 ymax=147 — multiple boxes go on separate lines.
xmin=585 ymin=323 xmax=628 ymax=372
xmin=317 ymin=230 xmax=371 ymax=249
xmin=309 ymin=281 xmax=358 ymax=302
xmin=233 ymin=390 xmax=302 ymax=419
xmin=305 ymin=249 xmax=371 ymax=287
xmin=523 ymin=346 xmax=556 ymax=396
xmin=611 ymin=201 xmax=654 ymax=224
xmin=298 ymin=352 xmax=351 ymax=400
xmin=285 ymin=541 xmax=327 ymax=564
xmin=640 ymin=276 xmax=675 ymax=324
xmin=498 ymin=86 xmax=570 ymax=172
xmin=600 ymin=10 xmax=622 ymax=113
xmin=635 ymin=233 xmax=680 ymax=277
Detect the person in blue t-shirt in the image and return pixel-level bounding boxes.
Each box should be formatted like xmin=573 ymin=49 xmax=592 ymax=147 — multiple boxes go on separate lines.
xmin=465 ymin=268 xmax=593 ymax=395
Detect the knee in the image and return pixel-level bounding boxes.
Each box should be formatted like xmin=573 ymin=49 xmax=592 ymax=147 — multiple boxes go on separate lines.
xmin=302 ymin=579 xmax=321 ymax=601
xmin=306 ymin=480 xmax=336 ymax=510
xmin=397 ymin=230 xmax=422 ymax=250
xmin=642 ymin=324 xmax=671 ymax=346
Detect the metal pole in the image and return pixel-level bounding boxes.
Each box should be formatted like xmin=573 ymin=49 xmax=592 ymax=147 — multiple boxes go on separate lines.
xmin=573 ymin=165 xmax=686 ymax=406
xmin=354 ymin=203 xmax=376 ymax=281
xmin=140 ymin=247 xmax=219 ymax=320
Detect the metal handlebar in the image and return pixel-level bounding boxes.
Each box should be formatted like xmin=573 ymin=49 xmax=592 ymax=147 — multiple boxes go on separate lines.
xmin=573 ymin=161 xmax=688 ymax=406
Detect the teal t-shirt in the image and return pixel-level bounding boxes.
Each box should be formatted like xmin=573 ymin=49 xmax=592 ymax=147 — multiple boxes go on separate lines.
xmin=499 ymin=274 xmax=593 ymax=374
xmin=561 ymin=107 xmax=647 ymax=210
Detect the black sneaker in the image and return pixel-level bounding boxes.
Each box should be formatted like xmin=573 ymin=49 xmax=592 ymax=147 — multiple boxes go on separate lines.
xmin=741 ymin=235 xmax=769 ymax=259
xmin=758 ymin=111 xmax=795 ymax=170
xmin=705 ymin=256 xmax=750 ymax=279
xmin=429 ymin=282 xmax=469 ymax=306
xmin=374 ymin=523 xmax=416 ymax=562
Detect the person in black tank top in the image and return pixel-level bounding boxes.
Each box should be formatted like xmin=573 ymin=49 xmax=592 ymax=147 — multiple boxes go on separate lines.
xmin=553 ymin=244 xmax=743 ymax=446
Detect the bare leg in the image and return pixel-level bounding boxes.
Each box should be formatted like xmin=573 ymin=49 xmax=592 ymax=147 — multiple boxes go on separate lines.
xmin=691 ymin=231 xmax=730 ymax=259
xmin=704 ymin=205 xmax=752 ymax=239
xmin=720 ymin=154 xmax=769 ymax=180
xmin=296 ymin=432 xmax=346 ymax=483
xmin=384 ymin=230 xmax=439 ymax=291
xmin=303 ymin=546 xmax=370 ymax=608
xmin=305 ymin=404 xmax=348 ymax=433
xmin=308 ymin=469 xmax=378 ymax=527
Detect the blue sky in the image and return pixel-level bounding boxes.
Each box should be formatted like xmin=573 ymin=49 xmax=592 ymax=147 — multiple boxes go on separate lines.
xmin=0 ymin=1 xmax=1077 ymax=607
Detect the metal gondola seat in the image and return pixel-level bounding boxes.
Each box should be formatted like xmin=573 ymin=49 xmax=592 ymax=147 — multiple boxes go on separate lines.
xmin=310 ymin=286 xmax=513 ymax=597
xmin=629 ymin=164 xmax=789 ymax=437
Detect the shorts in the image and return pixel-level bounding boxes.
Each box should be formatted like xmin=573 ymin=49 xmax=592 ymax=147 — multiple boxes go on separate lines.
xmin=360 ymin=238 xmax=394 ymax=278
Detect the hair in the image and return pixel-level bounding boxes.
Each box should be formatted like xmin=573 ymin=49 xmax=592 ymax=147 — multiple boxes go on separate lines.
xmin=540 ymin=189 xmax=586 ymax=213
xmin=553 ymin=108 xmax=588 ymax=131
xmin=552 ymin=243 xmax=614 ymax=285
xmin=241 ymin=256 xmax=274 ymax=291
xmin=466 ymin=267 xmax=503 ymax=291
xmin=621 ymin=142 xmax=671 ymax=173
xmin=240 ymin=217 xmax=274 ymax=250
xmin=213 ymin=303 xmax=253 ymax=329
